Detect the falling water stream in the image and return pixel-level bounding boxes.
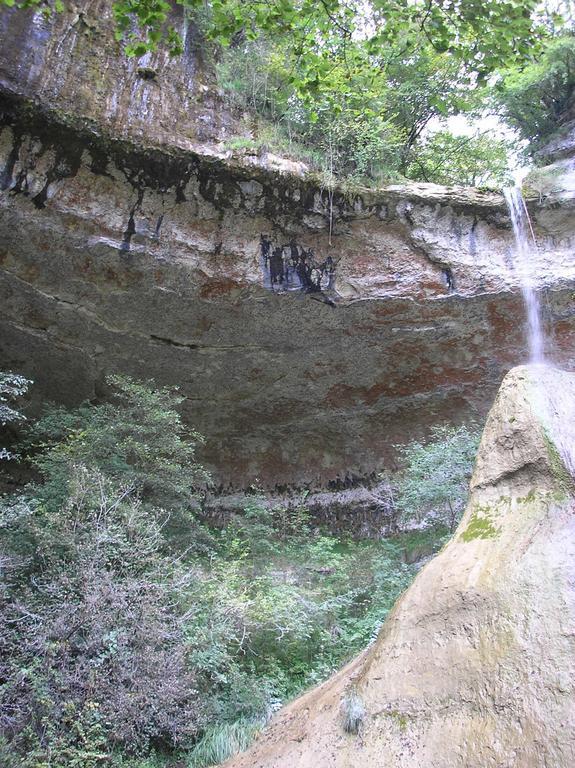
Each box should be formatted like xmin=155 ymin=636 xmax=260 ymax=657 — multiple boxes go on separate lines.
xmin=504 ymin=186 xmax=575 ymax=476
xmin=503 ymin=186 xmax=545 ymax=365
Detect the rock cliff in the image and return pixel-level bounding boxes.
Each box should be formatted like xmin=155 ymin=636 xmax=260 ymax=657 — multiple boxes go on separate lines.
xmin=224 ymin=365 xmax=575 ymax=768
xmin=2 ymin=4 xmax=575 ymax=487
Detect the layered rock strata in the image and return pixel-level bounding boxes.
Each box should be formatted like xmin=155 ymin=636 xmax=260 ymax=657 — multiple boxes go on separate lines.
xmin=201 ymin=480 xmax=395 ymax=538
xmin=2 ymin=5 xmax=575 ymax=487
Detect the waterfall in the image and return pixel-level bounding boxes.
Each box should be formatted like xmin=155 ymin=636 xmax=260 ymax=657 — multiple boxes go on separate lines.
xmin=503 ymin=187 xmax=575 ymax=476
xmin=503 ymin=186 xmax=545 ymax=365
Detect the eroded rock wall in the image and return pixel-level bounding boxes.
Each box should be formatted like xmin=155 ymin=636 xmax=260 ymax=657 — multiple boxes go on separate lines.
xmin=2 ymin=94 xmax=575 ymax=487
xmin=2 ymin=7 xmax=575 ymax=487
xmin=0 ymin=0 xmax=239 ymax=149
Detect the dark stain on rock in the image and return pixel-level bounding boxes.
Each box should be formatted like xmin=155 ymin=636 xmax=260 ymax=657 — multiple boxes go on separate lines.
xmin=0 ymin=132 xmax=22 ymax=191
xmin=32 ymin=152 xmax=82 ymax=209
xmin=469 ymin=217 xmax=478 ymax=256
xmin=150 ymin=334 xmax=199 ymax=349
xmin=88 ymin=145 xmax=113 ymax=178
xmin=260 ymin=235 xmax=337 ymax=294
xmin=443 ymin=267 xmax=455 ymax=292
xmin=175 ymin=179 xmax=187 ymax=203
xmin=121 ymin=187 xmax=144 ymax=253
xmin=137 ymin=67 xmax=158 ymax=81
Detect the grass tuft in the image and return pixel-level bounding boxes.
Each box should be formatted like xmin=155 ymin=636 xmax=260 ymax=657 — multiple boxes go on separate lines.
xmin=186 ymin=719 xmax=263 ymax=768
xmin=341 ymin=689 xmax=365 ymax=735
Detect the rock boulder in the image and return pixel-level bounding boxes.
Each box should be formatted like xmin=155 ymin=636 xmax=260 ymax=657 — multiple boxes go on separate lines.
xmin=225 ymin=365 xmax=575 ymax=768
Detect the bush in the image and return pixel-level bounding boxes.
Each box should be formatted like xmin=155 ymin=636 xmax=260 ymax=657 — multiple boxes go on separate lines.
xmin=0 ymin=372 xmax=31 ymax=460
xmin=496 ymin=35 xmax=575 ymax=151
xmin=395 ymin=424 xmax=481 ymax=532
xmin=0 ymin=470 xmax=204 ymax=759
xmin=27 ymin=375 xmax=209 ymax=512
xmin=341 ymin=689 xmax=365 ymax=735
xmin=186 ymin=719 xmax=263 ymax=768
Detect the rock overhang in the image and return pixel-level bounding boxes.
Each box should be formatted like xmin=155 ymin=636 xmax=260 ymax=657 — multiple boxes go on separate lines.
xmin=2 ymin=78 xmax=575 ymax=488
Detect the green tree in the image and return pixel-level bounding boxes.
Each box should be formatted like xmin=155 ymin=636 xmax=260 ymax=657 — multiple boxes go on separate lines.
xmin=112 ymin=0 xmax=548 ymax=82
xmin=27 ymin=375 xmax=209 ymax=519
xmin=217 ymin=35 xmax=478 ymax=183
xmin=396 ymin=424 xmax=481 ymax=532
xmin=495 ymin=34 xmax=575 ymax=152
xmin=0 ymin=371 xmax=31 ymax=461
xmin=405 ymin=130 xmax=514 ymax=187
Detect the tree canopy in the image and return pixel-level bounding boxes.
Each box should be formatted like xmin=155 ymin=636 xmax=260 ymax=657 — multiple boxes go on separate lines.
xmin=0 ymin=0 xmax=555 ymax=87
xmin=112 ymin=0 xmax=547 ymax=81
xmin=495 ymin=33 xmax=575 ymax=151
xmin=1 ymin=0 xmax=573 ymax=184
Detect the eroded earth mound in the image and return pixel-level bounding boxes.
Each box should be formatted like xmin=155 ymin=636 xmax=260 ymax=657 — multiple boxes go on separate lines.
xmin=225 ymin=365 xmax=575 ymax=768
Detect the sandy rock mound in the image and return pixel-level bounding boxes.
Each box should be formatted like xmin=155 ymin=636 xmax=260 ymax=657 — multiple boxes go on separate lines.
xmin=226 ymin=365 xmax=575 ymax=768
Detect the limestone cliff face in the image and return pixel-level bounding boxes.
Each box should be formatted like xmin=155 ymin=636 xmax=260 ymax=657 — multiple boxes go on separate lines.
xmin=225 ymin=366 xmax=575 ymax=768
xmin=2 ymin=7 xmax=575 ymax=487
xmin=0 ymin=0 xmax=239 ymax=149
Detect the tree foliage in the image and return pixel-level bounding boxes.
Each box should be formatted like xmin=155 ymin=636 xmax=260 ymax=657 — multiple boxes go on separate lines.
xmin=0 ymin=374 xmax=423 ymax=767
xmin=26 ymin=375 xmax=209 ymax=514
xmin=107 ymin=0 xmax=546 ymax=81
xmin=405 ymin=130 xmax=514 ymax=187
xmin=217 ymin=34 xmax=480 ymax=182
xmin=0 ymin=372 xmax=31 ymax=461
xmin=396 ymin=424 xmax=481 ymax=532
xmin=495 ymin=33 xmax=575 ymax=151
xmin=210 ymin=3 xmax=565 ymax=184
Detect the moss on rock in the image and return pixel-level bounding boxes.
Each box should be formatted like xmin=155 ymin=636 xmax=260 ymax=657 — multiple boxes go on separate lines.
xmin=460 ymin=506 xmax=500 ymax=542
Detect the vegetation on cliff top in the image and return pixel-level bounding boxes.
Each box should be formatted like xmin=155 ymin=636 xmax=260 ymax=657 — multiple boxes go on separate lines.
xmin=2 ymin=1 xmax=574 ymax=186
xmin=211 ymin=9 xmax=574 ymax=187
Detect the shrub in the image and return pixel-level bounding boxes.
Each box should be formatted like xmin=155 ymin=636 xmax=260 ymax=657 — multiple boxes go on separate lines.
xmin=495 ymin=35 xmax=575 ymax=152
xmin=186 ymin=718 xmax=263 ymax=768
xmin=395 ymin=424 xmax=481 ymax=532
xmin=27 ymin=375 xmax=209 ymax=512
xmin=341 ymin=689 xmax=365 ymax=734
xmin=0 ymin=372 xmax=31 ymax=460
xmin=0 ymin=470 xmax=204 ymax=758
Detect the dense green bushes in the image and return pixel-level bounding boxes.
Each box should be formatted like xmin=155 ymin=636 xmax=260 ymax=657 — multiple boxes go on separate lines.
xmin=495 ymin=35 xmax=575 ymax=152
xmin=1 ymin=375 xmax=440 ymax=767
xmin=216 ymin=38 xmax=502 ymax=186
xmin=211 ymin=10 xmax=574 ymax=185
xmin=395 ymin=424 xmax=482 ymax=532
